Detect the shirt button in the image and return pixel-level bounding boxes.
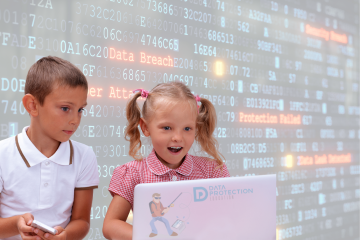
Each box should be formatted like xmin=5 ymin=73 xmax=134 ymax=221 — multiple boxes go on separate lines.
xmin=45 ymin=161 xmax=50 ymax=166
xmin=44 ymin=183 xmax=48 ymax=187
xmin=172 ymin=176 xmax=177 ymax=181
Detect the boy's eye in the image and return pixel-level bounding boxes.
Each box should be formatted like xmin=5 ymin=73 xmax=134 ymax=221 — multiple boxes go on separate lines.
xmin=61 ymin=107 xmax=69 ymax=112
xmin=78 ymin=108 xmax=84 ymax=113
xmin=163 ymin=126 xmax=170 ymax=130
xmin=185 ymin=127 xmax=191 ymax=131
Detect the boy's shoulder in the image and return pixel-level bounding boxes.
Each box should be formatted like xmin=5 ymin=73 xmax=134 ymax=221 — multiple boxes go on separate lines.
xmin=0 ymin=136 xmax=17 ymax=165
xmin=0 ymin=135 xmax=16 ymax=152
xmin=0 ymin=135 xmax=16 ymax=145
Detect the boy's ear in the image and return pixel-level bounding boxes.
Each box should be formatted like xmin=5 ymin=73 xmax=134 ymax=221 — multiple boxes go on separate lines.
xmin=139 ymin=118 xmax=150 ymax=137
xmin=22 ymin=94 xmax=39 ymax=117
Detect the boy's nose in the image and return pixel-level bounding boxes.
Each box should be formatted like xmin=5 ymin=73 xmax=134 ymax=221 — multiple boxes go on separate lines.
xmin=70 ymin=112 xmax=81 ymax=126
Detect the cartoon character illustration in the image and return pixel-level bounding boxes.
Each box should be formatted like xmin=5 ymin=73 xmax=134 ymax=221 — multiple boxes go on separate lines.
xmin=149 ymin=193 xmax=182 ymax=237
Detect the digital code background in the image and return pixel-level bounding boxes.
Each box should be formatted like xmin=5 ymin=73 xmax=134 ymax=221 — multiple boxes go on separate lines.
xmin=0 ymin=0 xmax=359 ymax=239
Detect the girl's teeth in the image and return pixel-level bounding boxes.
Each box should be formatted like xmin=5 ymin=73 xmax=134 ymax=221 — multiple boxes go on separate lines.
xmin=169 ymin=147 xmax=182 ymax=152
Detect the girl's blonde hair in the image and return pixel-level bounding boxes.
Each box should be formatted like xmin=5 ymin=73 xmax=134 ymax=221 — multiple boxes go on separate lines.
xmin=125 ymin=82 xmax=224 ymax=167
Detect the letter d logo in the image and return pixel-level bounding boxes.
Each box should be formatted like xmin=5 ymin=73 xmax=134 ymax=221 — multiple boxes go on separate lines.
xmin=193 ymin=187 xmax=208 ymax=202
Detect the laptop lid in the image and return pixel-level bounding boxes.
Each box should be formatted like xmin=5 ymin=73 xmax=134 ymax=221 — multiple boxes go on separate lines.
xmin=133 ymin=174 xmax=276 ymax=240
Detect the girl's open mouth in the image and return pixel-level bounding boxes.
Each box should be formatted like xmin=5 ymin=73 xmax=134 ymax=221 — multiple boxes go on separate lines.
xmin=168 ymin=147 xmax=183 ymax=153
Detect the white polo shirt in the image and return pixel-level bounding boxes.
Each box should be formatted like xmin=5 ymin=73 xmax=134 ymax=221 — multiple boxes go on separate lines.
xmin=0 ymin=126 xmax=99 ymax=240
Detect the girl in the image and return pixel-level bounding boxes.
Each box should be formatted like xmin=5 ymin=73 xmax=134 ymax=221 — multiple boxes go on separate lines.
xmin=103 ymin=82 xmax=229 ymax=240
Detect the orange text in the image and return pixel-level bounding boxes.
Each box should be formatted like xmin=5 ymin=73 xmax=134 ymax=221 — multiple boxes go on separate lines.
xmin=328 ymin=153 xmax=351 ymax=164
xmin=239 ymin=113 xmax=301 ymax=124
xmin=110 ymin=48 xmax=134 ymax=61
xmin=305 ymin=24 xmax=348 ymax=44
xmin=305 ymin=24 xmax=329 ymax=41
xmin=109 ymin=87 xmax=133 ymax=99
xmin=279 ymin=114 xmax=301 ymax=124
xmin=239 ymin=112 xmax=278 ymax=124
xmin=140 ymin=52 xmax=173 ymax=67
xmin=88 ymin=87 xmax=103 ymax=97
xmin=297 ymin=153 xmax=351 ymax=166
xmin=330 ymin=31 xmax=347 ymax=44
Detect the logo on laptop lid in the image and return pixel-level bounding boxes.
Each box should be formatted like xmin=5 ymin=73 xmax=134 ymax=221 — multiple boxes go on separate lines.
xmin=193 ymin=187 xmax=208 ymax=202
xmin=193 ymin=185 xmax=253 ymax=202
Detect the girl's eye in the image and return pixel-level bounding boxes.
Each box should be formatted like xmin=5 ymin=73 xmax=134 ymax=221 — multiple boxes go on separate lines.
xmin=185 ymin=127 xmax=191 ymax=131
xmin=78 ymin=108 xmax=84 ymax=113
xmin=61 ymin=107 xmax=69 ymax=112
xmin=163 ymin=126 xmax=170 ymax=130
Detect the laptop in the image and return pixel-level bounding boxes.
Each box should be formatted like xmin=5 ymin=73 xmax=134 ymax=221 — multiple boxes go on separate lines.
xmin=133 ymin=174 xmax=276 ymax=240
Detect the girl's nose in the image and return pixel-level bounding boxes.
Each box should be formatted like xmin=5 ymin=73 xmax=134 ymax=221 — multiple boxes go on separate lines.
xmin=171 ymin=131 xmax=183 ymax=142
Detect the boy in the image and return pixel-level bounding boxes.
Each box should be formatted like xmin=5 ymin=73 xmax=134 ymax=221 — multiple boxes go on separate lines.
xmin=0 ymin=56 xmax=99 ymax=240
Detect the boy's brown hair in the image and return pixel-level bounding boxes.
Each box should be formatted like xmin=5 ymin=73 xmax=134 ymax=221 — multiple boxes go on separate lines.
xmin=25 ymin=56 xmax=88 ymax=105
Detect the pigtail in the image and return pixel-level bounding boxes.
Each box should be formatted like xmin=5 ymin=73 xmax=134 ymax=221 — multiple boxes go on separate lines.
xmin=196 ymin=98 xmax=225 ymax=168
xmin=125 ymin=92 xmax=143 ymax=160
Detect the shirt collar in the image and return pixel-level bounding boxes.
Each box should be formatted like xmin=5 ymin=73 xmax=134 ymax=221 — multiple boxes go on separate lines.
xmin=146 ymin=149 xmax=193 ymax=176
xmin=16 ymin=126 xmax=73 ymax=168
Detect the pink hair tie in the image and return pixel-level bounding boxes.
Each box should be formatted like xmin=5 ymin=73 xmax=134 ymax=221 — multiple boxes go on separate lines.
xmin=133 ymin=89 xmax=149 ymax=98
xmin=194 ymin=94 xmax=201 ymax=112
xmin=194 ymin=95 xmax=201 ymax=102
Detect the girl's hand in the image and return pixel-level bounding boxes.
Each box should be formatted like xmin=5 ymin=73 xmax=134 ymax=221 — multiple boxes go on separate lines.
xmin=17 ymin=213 xmax=36 ymax=240
xmin=34 ymin=226 xmax=66 ymax=240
